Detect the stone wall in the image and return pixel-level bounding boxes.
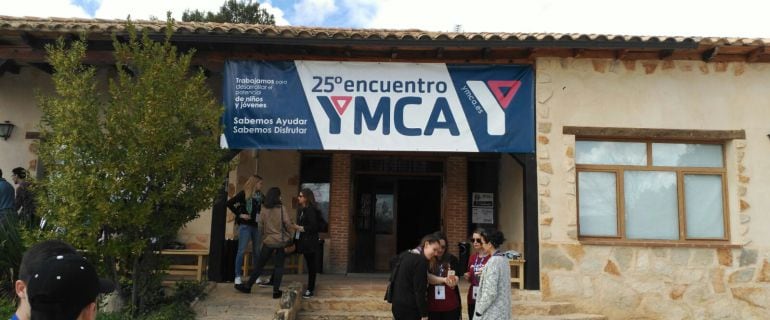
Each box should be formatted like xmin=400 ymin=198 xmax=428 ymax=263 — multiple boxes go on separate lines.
xmin=536 ymin=58 xmax=770 ymax=319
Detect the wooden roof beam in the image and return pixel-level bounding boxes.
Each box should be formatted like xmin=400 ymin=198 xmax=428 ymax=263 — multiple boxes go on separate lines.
xmin=658 ymin=49 xmax=675 ymax=60
xmin=746 ymin=46 xmax=767 ymax=62
xmin=481 ymin=47 xmax=492 ymax=59
xmin=573 ymin=48 xmax=585 ymax=58
xmin=702 ymin=46 xmax=719 ymax=62
xmin=435 ymin=47 xmax=444 ymax=58
xmin=615 ymin=49 xmax=628 ymax=60
xmin=0 ymin=59 xmax=21 ymax=76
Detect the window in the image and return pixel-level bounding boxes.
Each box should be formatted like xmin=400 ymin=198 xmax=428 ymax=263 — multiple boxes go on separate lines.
xmin=576 ymin=141 xmax=728 ymax=242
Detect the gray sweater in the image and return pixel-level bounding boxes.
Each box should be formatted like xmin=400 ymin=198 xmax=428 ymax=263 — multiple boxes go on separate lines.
xmin=473 ymin=255 xmax=512 ymax=320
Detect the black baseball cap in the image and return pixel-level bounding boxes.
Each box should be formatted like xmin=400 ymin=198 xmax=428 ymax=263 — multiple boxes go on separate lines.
xmin=27 ymin=254 xmax=115 ymax=320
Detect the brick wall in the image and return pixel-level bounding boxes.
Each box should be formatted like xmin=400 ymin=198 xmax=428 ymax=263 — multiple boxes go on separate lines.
xmin=328 ymin=153 xmax=352 ymax=273
xmin=444 ymin=156 xmax=468 ymax=257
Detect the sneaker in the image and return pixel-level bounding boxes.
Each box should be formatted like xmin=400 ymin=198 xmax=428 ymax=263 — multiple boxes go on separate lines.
xmin=272 ymin=290 xmax=282 ymax=299
xmin=258 ymin=280 xmax=274 ymax=288
xmin=234 ymin=283 xmax=251 ymax=294
xmin=234 ymin=276 xmax=242 ymax=285
xmin=302 ymin=290 xmax=313 ymax=298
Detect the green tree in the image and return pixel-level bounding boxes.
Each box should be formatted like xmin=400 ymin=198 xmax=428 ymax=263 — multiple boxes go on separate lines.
xmin=37 ymin=17 xmax=228 ymax=314
xmin=182 ymin=0 xmax=275 ymax=25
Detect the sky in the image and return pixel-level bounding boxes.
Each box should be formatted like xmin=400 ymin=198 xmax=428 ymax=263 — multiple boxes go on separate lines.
xmin=4 ymin=0 xmax=770 ymax=38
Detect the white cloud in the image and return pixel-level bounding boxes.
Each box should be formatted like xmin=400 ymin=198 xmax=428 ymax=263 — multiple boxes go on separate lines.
xmin=261 ymin=0 xmax=290 ymax=26
xmin=363 ymin=0 xmax=770 ymax=38
xmin=290 ymin=0 xmax=337 ymax=27
xmin=3 ymin=0 xmax=89 ymax=18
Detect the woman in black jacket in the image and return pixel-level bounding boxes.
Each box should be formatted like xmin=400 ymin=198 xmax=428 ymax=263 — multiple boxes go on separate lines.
xmin=295 ymin=188 xmax=323 ymax=298
xmin=226 ymin=175 xmax=263 ymax=286
xmin=391 ymin=233 xmax=442 ymax=320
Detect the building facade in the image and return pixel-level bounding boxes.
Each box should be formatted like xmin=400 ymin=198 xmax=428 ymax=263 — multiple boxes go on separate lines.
xmin=2 ymin=16 xmax=770 ymax=319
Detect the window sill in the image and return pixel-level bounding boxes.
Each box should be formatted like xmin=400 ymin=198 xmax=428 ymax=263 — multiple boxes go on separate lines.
xmin=579 ymin=239 xmax=742 ymax=249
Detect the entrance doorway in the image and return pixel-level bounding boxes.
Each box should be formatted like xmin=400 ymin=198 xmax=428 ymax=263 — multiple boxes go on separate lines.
xmin=352 ymin=175 xmax=441 ymax=273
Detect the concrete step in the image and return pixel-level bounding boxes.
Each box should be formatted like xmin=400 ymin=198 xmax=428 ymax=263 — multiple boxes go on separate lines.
xmin=513 ymin=301 xmax=577 ymax=315
xmin=512 ymin=289 xmax=544 ymax=301
xmin=301 ymin=297 xmax=391 ymax=312
xmin=514 ymin=313 xmax=608 ymax=320
xmin=296 ymin=310 xmax=393 ymax=320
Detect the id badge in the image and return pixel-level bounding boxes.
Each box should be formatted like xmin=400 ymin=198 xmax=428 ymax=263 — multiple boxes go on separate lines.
xmin=295 ymin=231 xmax=300 ymax=239
xmin=435 ymin=285 xmax=446 ymax=300
xmin=472 ymin=286 xmax=479 ymax=300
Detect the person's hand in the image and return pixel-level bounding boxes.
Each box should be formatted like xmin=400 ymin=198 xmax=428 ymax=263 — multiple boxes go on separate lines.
xmin=239 ymin=214 xmax=250 ymax=220
xmin=421 ymin=317 xmax=428 ymax=320
xmin=299 ymin=226 xmax=305 ymax=232
xmin=463 ymin=272 xmax=470 ymax=280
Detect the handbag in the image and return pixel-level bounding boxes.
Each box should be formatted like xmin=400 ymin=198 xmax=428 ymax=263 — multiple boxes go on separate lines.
xmin=384 ymin=251 xmax=405 ymax=303
xmin=280 ymin=206 xmax=296 ymax=254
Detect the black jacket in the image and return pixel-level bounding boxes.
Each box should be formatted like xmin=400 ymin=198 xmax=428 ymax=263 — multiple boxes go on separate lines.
xmin=392 ymin=250 xmax=429 ymax=317
xmin=295 ymin=206 xmax=321 ymax=253
xmin=226 ymin=190 xmax=262 ymax=227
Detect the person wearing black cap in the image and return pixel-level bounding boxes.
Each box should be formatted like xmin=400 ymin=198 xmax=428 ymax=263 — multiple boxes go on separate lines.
xmin=11 ymin=240 xmax=78 ymax=320
xmin=26 ymin=254 xmax=114 ymax=320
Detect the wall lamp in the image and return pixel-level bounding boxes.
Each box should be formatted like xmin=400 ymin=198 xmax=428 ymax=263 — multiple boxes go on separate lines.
xmin=0 ymin=121 xmax=15 ymax=140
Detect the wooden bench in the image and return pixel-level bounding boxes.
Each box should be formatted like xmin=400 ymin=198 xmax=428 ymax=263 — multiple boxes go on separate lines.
xmin=158 ymin=249 xmax=209 ymax=283
xmin=509 ymin=259 xmax=525 ymax=289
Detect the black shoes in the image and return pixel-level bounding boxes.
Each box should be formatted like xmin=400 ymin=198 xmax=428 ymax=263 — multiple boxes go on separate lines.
xmin=234 ymin=283 xmax=251 ymax=293
xmin=272 ymin=290 xmax=282 ymax=299
xmin=302 ymin=290 xmax=313 ymax=298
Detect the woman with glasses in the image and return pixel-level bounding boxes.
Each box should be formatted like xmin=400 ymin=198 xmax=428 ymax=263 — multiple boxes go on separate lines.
xmin=472 ymin=229 xmax=511 ymax=320
xmin=295 ymin=188 xmax=322 ymax=298
xmin=463 ymin=228 xmax=490 ymax=320
xmin=426 ymin=232 xmax=461 ymax=320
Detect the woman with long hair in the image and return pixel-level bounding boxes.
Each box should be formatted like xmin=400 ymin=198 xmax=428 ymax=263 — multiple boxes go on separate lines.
xmin=426 ymin=232 xmax=462 ymax=320
xmin=472 ymin=229 xmax=511 ymax=320
xmin=235 ymin=187 xmax=298 ymax=299
xmin=391 ymin=233 xmax=442 ymax=320
xmin=463 ymin=228 xmax=491 ymax=319
xmin=295 ymin=188 xmax=322 ymax=298
xmin=226 ymin=174 xmax=263 ymax=286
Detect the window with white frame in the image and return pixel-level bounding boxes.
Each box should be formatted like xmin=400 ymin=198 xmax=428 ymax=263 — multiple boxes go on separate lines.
xmin=576 ymin=140 xmax=728 ymax=242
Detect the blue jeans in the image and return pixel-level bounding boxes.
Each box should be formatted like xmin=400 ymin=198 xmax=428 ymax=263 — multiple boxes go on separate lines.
xmin=235 ymin=224 xmax=261 ymax=278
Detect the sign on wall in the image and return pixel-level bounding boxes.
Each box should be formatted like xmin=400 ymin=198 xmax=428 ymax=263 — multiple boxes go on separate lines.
xmin=222 ymin=61 xmax=534 ymax=153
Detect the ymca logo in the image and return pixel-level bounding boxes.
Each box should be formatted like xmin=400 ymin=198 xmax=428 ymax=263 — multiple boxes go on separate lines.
xmin=316 ymin=95 xmax=460 ymax=136
xmin=464 ymin=80 xmax=521 ymax=136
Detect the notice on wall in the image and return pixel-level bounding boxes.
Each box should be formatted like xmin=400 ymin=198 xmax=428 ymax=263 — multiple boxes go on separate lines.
xmin=471 ymin=192 xmax=494 ymax=224
xmin=472 ymin=207 xmax=494 ymax=224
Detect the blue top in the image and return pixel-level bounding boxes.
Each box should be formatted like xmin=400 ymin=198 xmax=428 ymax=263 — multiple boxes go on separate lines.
xmin=0 ymin=178 xmax=14 ymax=210
xmin=10 ymin=313 xmax=20 ymax=320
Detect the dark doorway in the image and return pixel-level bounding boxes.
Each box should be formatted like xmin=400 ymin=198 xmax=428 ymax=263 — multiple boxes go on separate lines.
xmin=352 ymin=175 xmax=441 ymax=273
xmin=396 ymin=178 xmax=441 ymax=253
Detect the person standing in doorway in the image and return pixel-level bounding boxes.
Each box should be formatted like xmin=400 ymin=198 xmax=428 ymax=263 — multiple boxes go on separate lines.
xmin=295 ymin=188 xmax=322 ymax=298
xmin=12 ymin=167 xmax=36 ymax=229
xmin=0 ymin=169 xmax=14 ymax=222
xmin=391 ymin=233 xmax=442 ymax=320
xmin=227 ymin=174 xmax=263 ymax=286
xmin=463 ymin=228 xmax=490 ymax=320
xmin=235 ymin=187 xmax=298 ymax=299
xmin=472 ymin=229 xmax=511 ymax=320
xmin=427 ymin=232 xmax=461 ymax=320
